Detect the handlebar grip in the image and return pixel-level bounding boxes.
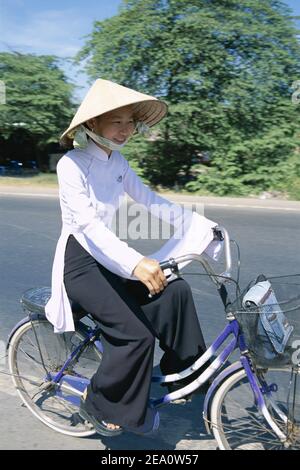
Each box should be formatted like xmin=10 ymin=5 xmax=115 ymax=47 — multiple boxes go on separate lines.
xmin=213 ymin=227 xmax=224 ymax=241
xmin=159 ymin=258 xmax=178 ymax=271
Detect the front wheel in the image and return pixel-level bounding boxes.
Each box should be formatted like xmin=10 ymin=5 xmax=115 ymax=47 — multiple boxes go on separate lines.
xmin=8 ymin=319 xmax=102 ymax=437
xmin=210 ymin=367 xmax=300 ymax=450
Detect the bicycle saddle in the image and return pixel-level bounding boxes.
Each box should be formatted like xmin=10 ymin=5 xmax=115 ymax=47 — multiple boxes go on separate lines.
xmin=20 ymin=287 xmax=88 ymax=322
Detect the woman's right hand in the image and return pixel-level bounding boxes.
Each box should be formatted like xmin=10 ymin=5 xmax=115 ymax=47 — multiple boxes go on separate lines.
xmin=133 ymin=257 xmax=168 ymax=296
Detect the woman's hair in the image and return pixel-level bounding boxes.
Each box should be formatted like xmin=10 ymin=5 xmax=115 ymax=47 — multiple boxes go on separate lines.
xmin=60 ymin=136 xmax=73 ymax=150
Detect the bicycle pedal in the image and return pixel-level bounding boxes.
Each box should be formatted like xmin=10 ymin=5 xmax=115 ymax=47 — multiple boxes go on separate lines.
xmin=39 ymin=381 xmax=55 ymax=391
xmin=170 ymin=396 xmax=192 ymax=405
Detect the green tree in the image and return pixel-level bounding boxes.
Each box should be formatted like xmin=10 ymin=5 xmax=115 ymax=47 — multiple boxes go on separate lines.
xmin=0 ymin=52 xmax=76 ymax=168
xmin=77 ymin=0 xmax=300 ymax=195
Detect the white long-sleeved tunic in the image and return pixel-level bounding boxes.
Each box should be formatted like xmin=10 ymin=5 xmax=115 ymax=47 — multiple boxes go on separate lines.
xmin=45 ymin=139 xmax=221 ymax=333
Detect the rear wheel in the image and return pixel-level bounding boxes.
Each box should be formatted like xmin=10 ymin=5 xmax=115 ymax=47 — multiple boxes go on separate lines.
xmin=8 ymin=319 xmax=102 ymax=437
xmin=210 ymin=367 xmax=300 ymax=450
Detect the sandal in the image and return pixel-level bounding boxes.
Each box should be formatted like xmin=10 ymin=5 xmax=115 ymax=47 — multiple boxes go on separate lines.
xmin=79 ymin=397 xmax=123 ymax=437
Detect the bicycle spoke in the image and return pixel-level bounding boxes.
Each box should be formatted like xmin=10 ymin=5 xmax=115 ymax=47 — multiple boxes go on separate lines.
xmin=216 ymin=422 xmax=284 ymax=448
xmin=17 ymin=345 xmax=46 ymax=371
xmin=21 ymin=334 xmax=42 ymax=351
xmin=219 ymin=405 xmax=285 ymax=445
xmin=9 ymin=319 xmax=102 ymax=436
xmin=211 ymin=367 xmax=300 ymax=449
xmin=221 ymin=395 xmax=284 ymax=431
xmin=33 ymin=390 xmax=78 ymax=415
xmin=219 ymin=420 xmax=279 ymax=441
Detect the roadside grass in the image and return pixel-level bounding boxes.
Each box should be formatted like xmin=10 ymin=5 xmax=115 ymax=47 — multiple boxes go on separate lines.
xmin=0 ymin=173 xmax=300 ymax=201
xmin=0 ymin=173 xmax=58 ymax=186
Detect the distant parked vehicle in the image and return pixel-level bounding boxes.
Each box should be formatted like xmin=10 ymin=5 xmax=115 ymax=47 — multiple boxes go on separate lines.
xmin=24 ymin=160 xmax=38 ymax=170
xmin=23 ymin=160 xmax=39 ymax=174
xmin=0 ymin=160 xmax=39 ymax=176
xmin=5 ymin=160 xmax=23 ymax=176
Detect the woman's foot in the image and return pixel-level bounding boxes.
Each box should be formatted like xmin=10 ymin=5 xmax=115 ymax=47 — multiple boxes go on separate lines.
xmin=80 ymin=389 xmax=122 ymax=436
xmin=103 ymin=422 xmax=122 ymax=431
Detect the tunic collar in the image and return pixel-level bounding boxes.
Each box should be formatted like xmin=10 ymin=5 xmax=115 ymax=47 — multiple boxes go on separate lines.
xmin=86 ymin=138 xmax=112 ymax=162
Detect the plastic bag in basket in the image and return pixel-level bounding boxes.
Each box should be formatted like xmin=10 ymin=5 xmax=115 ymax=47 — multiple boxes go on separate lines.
xmin=243 ymin=280 xmax=294 ymax=359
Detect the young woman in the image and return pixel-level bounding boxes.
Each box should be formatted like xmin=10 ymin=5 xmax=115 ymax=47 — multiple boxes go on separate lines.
xmin=45 ymin=79 xmax=221 ymax=436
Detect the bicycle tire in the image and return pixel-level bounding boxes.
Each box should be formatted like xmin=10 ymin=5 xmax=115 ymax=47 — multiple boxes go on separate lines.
xmin=210 ymin=367 xmax=300 ymax=450
xmin=8 ymin=318 xmax=102 ymax=437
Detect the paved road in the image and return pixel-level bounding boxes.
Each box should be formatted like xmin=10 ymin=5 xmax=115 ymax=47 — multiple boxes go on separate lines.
xmin=0 ymin=193 xmax=299 ymax=450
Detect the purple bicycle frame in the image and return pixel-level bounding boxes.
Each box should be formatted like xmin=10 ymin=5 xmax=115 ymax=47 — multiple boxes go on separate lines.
xmin=49 ymin=319 xmax=244 ymax=409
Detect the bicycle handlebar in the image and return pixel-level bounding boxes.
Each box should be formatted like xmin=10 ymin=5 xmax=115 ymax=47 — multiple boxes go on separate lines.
xmin=159 ymin=226 xmax=232 ymax=285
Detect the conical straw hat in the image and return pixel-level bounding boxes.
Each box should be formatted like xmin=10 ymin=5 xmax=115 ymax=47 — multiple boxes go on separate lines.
xmin=60 ymin=79 xmax=168 ymax=147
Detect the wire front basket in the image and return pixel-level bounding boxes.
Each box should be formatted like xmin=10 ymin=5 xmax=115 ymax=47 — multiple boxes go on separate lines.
xmin=230 ymin=274 xmax=300 ymax=368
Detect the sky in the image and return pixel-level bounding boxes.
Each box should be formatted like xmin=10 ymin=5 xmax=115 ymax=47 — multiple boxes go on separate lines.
xmin=0 ymin=0 xmax=299 ymax=100
xmin=0 ymin=0 xmax=122 ymax=99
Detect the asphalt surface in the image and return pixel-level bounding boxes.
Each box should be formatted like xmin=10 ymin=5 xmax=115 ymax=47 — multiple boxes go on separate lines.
xmin=0 ymin=190 xmax=299 ymax=450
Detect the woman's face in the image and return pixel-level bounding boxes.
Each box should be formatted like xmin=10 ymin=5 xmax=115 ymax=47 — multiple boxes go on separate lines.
xmin=87 ymin=105 xmax=136 ymax=154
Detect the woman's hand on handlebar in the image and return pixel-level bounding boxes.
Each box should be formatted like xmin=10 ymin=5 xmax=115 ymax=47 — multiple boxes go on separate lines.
xmin=133 ymin=257 xmax=168 ymax=296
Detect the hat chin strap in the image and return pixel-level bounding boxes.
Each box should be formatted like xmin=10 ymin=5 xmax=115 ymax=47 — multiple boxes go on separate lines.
xmin=72 ymin=121 xmax=151 ymax=150
xmin=85 ymin=127 xmax=130 ymax=151
xmin=72 ymin=125 xmax=130 ymax=151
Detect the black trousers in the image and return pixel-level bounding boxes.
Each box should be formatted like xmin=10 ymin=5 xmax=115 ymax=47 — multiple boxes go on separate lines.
xmin=63 ymin=235 xmax=206 ymax=429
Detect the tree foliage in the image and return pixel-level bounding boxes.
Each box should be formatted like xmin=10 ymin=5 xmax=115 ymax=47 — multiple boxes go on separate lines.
xmin=0 ymin=52 xmax=75 ymax=151
xmin=77 ymin=0 xmax=300 ymax=196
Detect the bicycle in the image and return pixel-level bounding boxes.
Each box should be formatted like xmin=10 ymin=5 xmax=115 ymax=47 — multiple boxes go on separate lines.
xmin=5 ymin=227 xmax=300 ymax=449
